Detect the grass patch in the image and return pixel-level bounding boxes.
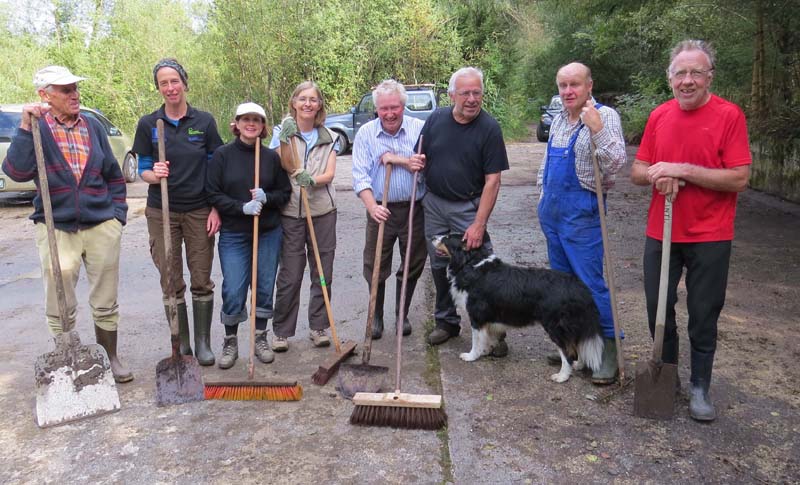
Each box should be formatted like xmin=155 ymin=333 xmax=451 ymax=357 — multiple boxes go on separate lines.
xmin=422 ymin=312 xmax=454 ymax=484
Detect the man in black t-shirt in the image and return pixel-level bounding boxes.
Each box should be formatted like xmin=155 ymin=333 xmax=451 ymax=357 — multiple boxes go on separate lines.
xmin=419 ymin=66 xmax=509 ymax=348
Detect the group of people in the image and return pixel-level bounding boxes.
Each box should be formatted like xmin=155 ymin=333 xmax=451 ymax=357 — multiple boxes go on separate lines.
xmin=3 ymin=38 xmax=750 ymax=423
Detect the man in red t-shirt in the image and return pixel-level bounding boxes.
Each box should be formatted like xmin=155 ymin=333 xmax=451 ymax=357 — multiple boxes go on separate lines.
xmin=631 ymin=40 xmax=751 ymax=422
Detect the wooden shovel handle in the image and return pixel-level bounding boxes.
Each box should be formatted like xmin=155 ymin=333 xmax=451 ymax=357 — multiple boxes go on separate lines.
xmin=653 ymin=195 xmax=673 ymax=362
xmin=157 ymin=120 xmax=180 ymax=344
xmin=590 ymin=142 xmax=625 ymax=381
xmin=363 ymin=162 xmax=393 ymax=365
xmin=30 ymin=114 xmax=70 ymax=332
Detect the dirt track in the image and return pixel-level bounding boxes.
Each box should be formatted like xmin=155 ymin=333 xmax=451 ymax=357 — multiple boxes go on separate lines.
xmin=0 ymin=137 xmax=798 ymax=484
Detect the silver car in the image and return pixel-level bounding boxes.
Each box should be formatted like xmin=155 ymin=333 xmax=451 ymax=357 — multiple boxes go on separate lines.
xmin=0 ymin=104 xmax=137 ymax=193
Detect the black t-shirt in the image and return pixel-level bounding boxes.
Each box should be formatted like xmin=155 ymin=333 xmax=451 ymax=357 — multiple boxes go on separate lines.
xmin=133 ymin=104 xmax=224 ymax=212
xmin=420 ymin=107 xmax=508 ymax=201
xmin=206 ymin=138 xmax=291 ymax=234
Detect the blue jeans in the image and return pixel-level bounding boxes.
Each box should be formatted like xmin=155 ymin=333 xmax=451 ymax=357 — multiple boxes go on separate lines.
xmin=218 ymin=227 xmax=282 ymax=327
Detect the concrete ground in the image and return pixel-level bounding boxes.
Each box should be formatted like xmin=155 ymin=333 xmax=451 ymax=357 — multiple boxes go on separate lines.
xmin=0 ymin=140 xmax=798 ymax=484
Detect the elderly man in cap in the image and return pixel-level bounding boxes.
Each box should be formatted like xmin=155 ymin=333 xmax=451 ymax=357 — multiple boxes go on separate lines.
xmin=2 ymin=66 xmax=132 ymax=382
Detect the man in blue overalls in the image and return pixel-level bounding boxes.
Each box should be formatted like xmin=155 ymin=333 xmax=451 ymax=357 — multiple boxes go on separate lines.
xmin=537 ymin=62 xmax=628 ymax=384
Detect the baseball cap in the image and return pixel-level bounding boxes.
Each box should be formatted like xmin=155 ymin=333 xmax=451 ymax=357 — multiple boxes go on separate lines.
xmin=235 ymin=102 xmax=267 ymax=120
xmin=33 ymin=66 xmax=86 ymax=89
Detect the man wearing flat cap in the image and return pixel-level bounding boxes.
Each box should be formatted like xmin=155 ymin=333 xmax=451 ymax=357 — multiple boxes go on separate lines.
xmin=2 ymin=65 xmax=132 ymax=382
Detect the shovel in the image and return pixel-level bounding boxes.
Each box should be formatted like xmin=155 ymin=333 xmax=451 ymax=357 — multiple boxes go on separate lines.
xmin=31 ymin=114 xmax=121 ymax=428
xmin=154 ymin=119 xmax=205 ymax=406
xmin=337 ymin=164 xmax=394 ymax=399
xmin=633 ymin=194 xmax=678 ymax=419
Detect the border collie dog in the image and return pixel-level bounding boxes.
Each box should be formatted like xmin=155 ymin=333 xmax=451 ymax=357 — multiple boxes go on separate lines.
xmin=432 ymin=234 xmax=604 ymax=383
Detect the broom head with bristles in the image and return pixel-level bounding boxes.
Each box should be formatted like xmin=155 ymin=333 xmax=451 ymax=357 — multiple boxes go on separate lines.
xmin=350 ymin=391 xmax=447 ymax=430
xmin=204 ymin=381 xmax=303 ymax=401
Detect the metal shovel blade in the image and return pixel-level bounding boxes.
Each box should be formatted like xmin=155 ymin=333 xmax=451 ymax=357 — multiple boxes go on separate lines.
xmin=155 ymin=353 xmax=205 ymax=406
xmin=34 ymin=331 xmax=121 ymax=428
xmin=633 ymin=359 xmax=678 ymax=420
xmin=336 ymin=363 xmax=389 ymax=400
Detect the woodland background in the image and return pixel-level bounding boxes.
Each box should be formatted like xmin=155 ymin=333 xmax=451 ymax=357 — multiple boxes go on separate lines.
xmin=1 ymin=0 xmax=798 ymax=198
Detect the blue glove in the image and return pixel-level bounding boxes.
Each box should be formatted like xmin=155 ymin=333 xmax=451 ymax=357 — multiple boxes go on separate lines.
xmin=294 ymin=170 xmax=315 ymax=187
xmin=278 ymin=118 xmax=297 ymax=144
xmin=243 ymin=200 xmax=263 ymax=216
xmin=251 ymin=188 xmax=266 ymax=203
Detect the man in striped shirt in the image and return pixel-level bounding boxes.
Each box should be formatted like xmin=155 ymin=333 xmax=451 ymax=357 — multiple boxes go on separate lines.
xmin=352 ymin=80 xmax=426 ymax=339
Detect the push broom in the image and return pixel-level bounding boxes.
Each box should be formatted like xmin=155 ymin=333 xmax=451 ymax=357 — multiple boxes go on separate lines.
xmin=205 ymin=136 xmax=302 ymax=401
xmin=350 ymin=137 xmax=447 ymax=430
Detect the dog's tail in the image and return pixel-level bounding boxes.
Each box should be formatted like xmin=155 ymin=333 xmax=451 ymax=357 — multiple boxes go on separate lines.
xmin=579 ymin=334 xmax=604 ymax=372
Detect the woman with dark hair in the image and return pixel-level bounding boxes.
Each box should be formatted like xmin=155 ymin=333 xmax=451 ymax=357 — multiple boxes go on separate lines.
xmin=268 ymin=81 xmax=341 ymax=352
xmin=206 ymin=102 xmax=291 ymax=368
xmin=133 ymin=58 xmax=223 ymax=366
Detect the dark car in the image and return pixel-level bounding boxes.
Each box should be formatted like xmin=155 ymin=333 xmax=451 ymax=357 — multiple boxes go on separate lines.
xmin=324 ymin=84 xmax=443 ymax=155
xmin=536 ymin=95 xmax=562 ymax=142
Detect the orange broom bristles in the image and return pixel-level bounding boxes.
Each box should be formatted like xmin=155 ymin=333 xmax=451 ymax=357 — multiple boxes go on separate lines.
xmin=204 ymin=382 xmax=303 ymax=401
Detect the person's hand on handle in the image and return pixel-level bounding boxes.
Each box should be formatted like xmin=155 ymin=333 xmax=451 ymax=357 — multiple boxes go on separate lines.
xmin=21 ymin=103 xmax=50 ymax=130
xmin=251 ymin=188 xmax=266 ymax=203
xmin=243 ymin=200 xmax=263 ymax=216
xmin=278 ymin=118 xmax=298 ymax=144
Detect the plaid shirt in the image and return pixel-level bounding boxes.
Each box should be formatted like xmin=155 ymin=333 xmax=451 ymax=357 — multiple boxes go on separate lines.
xmin=537 ymin=100 xmax=626 ymax=193
xmin=44 ymin=112 xmax=92 ymax=183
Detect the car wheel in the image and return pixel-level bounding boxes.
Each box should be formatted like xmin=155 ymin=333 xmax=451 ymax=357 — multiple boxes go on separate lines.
xmin=536 ymin=123 xmax=548 ymax=143
xmin=122 ymin=152 xmax=137 ymax=183
xmin=333 ymin=132 xmax=349 ymax=156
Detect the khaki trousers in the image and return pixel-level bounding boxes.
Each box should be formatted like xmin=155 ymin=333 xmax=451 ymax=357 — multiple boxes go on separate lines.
xmin=35 ymin=219 xmax=123 ymax=334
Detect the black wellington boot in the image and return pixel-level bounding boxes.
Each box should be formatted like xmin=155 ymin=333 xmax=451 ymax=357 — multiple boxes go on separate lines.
xmin=94 ymin=326 xmax=134 ymax=383
xmin=371 ymin=282 xmax=385 ymax=340
xmin=164 ymin=303 xmax=192 ymax=356
xmin=192 ymin=299 xmax=216 ymax=366
xmin=689 ymin=349 xmax=717 ymax=422
xmin=395 ymin=278 xmax=416 ymax=336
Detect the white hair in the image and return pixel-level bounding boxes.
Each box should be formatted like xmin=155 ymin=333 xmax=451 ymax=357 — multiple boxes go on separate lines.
xmin=372 ymin=79 xmax=408 ymax=106
xmin=448 ymin=67 xmax=484 ymax=95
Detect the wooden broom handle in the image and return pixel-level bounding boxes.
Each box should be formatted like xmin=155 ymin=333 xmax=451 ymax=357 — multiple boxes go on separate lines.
xmin=287 ymin=137 xmax=343 ymax=353
xmin=362 ymin=163 xmax=393 ymax=365
xmin=249 ymin=138 xmax=261 ymax=380
xmin=590 ymin=142 xmax=625 ymax=382
xmin=30 ymin=114 xmax=70 ymax=332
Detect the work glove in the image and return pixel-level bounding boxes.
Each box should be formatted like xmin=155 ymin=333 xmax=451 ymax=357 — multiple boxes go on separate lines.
xmin=251 ymin=188 xmax=266 ymax=203
xmin=292 ymin=169 xmax=315 ymax=188
xmin=243 ymin=199 xmax=263 ymax=216
xmin=278 ymin=117 xmax=298 ymax=144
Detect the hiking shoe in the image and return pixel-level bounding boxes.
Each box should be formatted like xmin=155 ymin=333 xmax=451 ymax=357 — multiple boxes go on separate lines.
xmin=427 ymin=327 xmax=458 ymax=346
xmin=218 ymin=336 xmax=238 ymax=369
xmin=254 ymin=330 xmax=274 ymax=364
xmin=309 ymin=329 xmax=330 ymax=347
xmin=272 ymin=335 xmax=289 ymax=352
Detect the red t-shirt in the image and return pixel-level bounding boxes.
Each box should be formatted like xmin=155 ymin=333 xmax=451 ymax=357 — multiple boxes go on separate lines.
xmin=635 ymin=95 xmax=752 ymax=242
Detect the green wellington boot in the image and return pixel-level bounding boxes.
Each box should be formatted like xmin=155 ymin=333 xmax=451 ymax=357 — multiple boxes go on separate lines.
xmin=689 ymin=350 xmax=717 ymax=422
xmin=94 ymin=326 xmax=134 ymax=383
xmin=164 ymin=303 xmax=192 ymax=356
xmin=591 ymin=338 xmax=619 ymax=385
xmin=192 ymin=299 xmax=216 ymax=366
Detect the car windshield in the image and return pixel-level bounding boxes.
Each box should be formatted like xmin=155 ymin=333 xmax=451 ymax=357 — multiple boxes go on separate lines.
xmin=0 ymin=111 xmax=21 ymax=141
xmin=406 ymin=93 xmax=433 ymax=111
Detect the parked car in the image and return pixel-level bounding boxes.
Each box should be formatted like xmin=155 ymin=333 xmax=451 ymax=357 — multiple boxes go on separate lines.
xmin=537 ymin=95 xmax=562 ymax=142
xmin=324 ymin=84 xmax=444 ymax=155
xmin=0 ymin=104 xmax=137 ymax=193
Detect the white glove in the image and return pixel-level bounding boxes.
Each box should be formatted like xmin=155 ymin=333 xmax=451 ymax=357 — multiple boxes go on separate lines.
xmin=251 ymin=188 xmax=266 ymax=203
xmin=243 ymin=200 xmax=263 ymax=216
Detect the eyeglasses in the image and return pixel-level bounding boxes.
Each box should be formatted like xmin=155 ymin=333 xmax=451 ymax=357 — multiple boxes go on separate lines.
xmin=455 ymin=90 xmax=483 ymax=99
xmin=295 ymin=97 xmax=320 ymax=105
xmin=670 ymin=68 xmax=713 ymax=80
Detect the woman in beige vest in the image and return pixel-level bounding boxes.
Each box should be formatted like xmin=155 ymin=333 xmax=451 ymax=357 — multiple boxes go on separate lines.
xmin=268 ymin=81 xmax=341 ymax=352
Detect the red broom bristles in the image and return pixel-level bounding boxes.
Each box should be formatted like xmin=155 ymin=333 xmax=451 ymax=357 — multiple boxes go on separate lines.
xmin=204 ymin=383 xmax=303 ymax=401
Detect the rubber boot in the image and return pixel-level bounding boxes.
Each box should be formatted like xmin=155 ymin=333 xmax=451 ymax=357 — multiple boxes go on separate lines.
xmin=94 ymin=326 xmax=134 ymax=383
xmin=164 ymin=303 xmax=192 ymax=356
xmin=395 ymin=278 xmax=415 ymax=336
xmin=192 ymin=299 xmax=215 ymax=366
xmin=591 ymin=338 xmax=619 ymax=385
xmin=218 ymin=335 xmax=238 ymax=370
xmin=689 ymin=350 xmax=717 ymax=421
xmin=371 ymin=282 xmax=385 ymax=340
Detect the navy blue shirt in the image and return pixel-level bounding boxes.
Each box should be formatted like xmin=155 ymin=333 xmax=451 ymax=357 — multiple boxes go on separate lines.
xmin=133 ymin=104 xmax=223 ymax=212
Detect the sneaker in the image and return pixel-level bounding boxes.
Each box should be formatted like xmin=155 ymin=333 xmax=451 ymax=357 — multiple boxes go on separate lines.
xmin=309 ymin=329 xmax=330 ymax=347
xmin=272 ymin=335 xmax=289 ymax=352
xmin=218 ymin=336 xmax=238 ymax=369
xmin=254 ymin=330 xmax=275 ymax=364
